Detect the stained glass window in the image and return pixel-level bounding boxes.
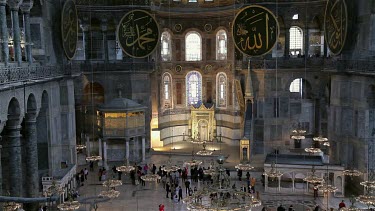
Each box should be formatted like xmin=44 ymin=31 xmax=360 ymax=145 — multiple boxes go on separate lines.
xmin=186 ymin=71 xmax=202 ymax=106
xmin=161 ymin=31 xmax=171 ymax=61
xmin=185 ymin=31 xmax=202 ymax=61
xmin=216 ymin=73 xmax=227 ymax=107
xmin=163 ymin=73 xmax=172 ymax=108
xmin=216 ymin=30 xmax=227 ymax=60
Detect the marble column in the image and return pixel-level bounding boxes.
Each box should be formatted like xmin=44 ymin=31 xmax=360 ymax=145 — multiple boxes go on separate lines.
xmin=8 ymin=0 xmax=23 ymax=65
xmin=24 ymin=111 xmax=39 ymax=205
xmin=142 ymin=136 xmax=145 ymax=162
xmin=133 ymin=137 xmax=138 ymax=161
xmin=100 ymin=20 xmax=108 ymax=62
xmin=20 ymin=1 xmax=33 ymax=64
xmin=125 ymin=139 xmax=129 ymax=162
xmin=292 ymin=172 xmax=295 ymax=192
xmin=284 ymin=27 xmax=290 ymax=57
xmin=304 ymin=27 xmax=309 ymax=56
xmin=265 ymin=175 xmax=269 ymax=191
xmin=80 ymin=24 xmax=90 ymax=60
xmin=5 ymin=116 xmax=22 ymax=196
xmin=86 ymin=136 xmax=90 ymax=156
xmin=0 ymin=0 xmax=9 ymax=65
xmin=103 ymin=140 xmax=108 ymax=169
xmin=98 ymin=138 xmax=102 ymax=166
xmin=0 ymin=143 xmax=2 ymax=197
xmin=278 ymin=176 xmax=281 ymax=192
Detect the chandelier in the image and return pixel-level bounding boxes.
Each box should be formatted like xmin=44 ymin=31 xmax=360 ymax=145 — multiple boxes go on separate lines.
xmin=263 ymin=162 xmax=283 ymax=178
xmin=162 ymin=156 xmax=181 ymax=172
xmin=57 ymin=201 xmax=80 ymax=210
xmin=291 ymin=128 xmax=306 ymax=140
xmin=313 ymin=136 xmax=328 ymax=142
xmin=116 ymin=165 xmax=135 ymax=173
xmin=99 ymin=189 xmax=121 ymax=199
xmin=76 ymin=144 xmax=86 ymax=150
xmin=317 ymin=184 xmax=338 ymax=193
xmin=323 ymin=141 xmax=330 ymax=146
xmin=356 ymin=195 xmax=375 ymax=207
xmin=85 ymin=155 xmax=102 ymax=161
xmin=305 ymin=147 xmax=322 ymax=153
xmin=303 ymin=166 xmax=324 ymax=184
xmin=44 ymin=180 xmax=65 ymax=196
xmin=360 ymin=181 xmax=375 ymax=188
xmin=343 ymin=169 xmax=363 ymax=177
xmin=141 ymin=174 xmax=161 ymax=182
xmin=235 ymin=163 xmax=254 ymax=171
xmin=3 ymin=202 xmax=21 ymax=211
xmin=103 ymin=179 xmax=122 ymax=188
xmin=183 ymin=156 xmax=262 ymax=211
xmin=196 ymin=141 xmax=213 ymax=156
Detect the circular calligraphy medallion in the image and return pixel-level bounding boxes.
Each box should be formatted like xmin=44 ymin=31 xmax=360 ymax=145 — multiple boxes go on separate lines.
xmin=324 ymin=0 xmax=347 ymax=55
xmin=174 ymin=24 xmax=182 ymax=32
xmin=61 ymin=0 xmax=78 ymax=60
xmin=175 ymin=65 xmax=182 ymax=73
xmin=117 ymin=10 xmax=160 ymax=58
xmin=232 ymin=5 xmax=279 ymax=57
xmin=204 ymin=24 xmax=212 ymax=32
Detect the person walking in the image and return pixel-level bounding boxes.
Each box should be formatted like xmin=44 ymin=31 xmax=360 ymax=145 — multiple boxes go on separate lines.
xmin=84 ymin=168 xmax=88 ymax=180
xmin=166 ymin=182 xmax=170 ymax=198
xmin=178 ymin=186 xmax=183 ymax=202
xmin=339 ymin=200 xmax=346 ymax=209
xmin=159 ymin=204 xmax=165 ymax=211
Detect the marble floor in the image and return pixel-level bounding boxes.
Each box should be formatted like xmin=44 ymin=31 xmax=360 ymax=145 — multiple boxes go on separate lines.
xmin=73 ymin=150 xmax=370 ymax=211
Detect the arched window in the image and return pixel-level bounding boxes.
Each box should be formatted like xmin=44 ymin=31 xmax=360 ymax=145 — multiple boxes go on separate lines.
xmin=161 ymin=31 xmax=171 ymax=61
xmin=185 ymin=31 xmax=201 ymax=61
xmin=186 ymin=71 xmax=202 ymax=106
xmin=289 ymin=78 xmax=303 ymax=97
xmin=216 ymin=30 xmax=227 ymax=60
xmin=289 ymin=26 xmax=303 ymax=56
xmin=163 ymin=73 xmax=172 ymax=108
xmin=216 ymin=73 xmax=227 ymax=108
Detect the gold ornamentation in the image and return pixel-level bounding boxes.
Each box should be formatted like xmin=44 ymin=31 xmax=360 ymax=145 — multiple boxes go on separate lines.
xmin=324 ymin=0 xmax=348 ymax=55
xmin=61 ymin=0 xmax=78 ymax=59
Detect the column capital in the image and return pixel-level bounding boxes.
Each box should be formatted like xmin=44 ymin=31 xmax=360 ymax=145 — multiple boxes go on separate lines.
xmin=7 ymin=0 xmax=23 ymax=10
xmin=20 ymin=0 xmax=33 ymax=13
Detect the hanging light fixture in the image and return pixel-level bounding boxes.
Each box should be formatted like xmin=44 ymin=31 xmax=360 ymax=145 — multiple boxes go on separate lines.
xmin=99 ymin=189 xmax=121 ymax=199
xmin=196 ymin=141 xmax=213 ymax=156
xmin=291 ymin=128 xmax=306 ymax=140
xmin=305 ymin=146 xmax=322 ymax=153
xmin=342 ymin=169 xmax=363 ymax=177
xmin=356 ymin=195 xmax=375 ymax=208
xmin=3 ymin=202 xmax=21 ymax=211
xmin=161 ymin=156 xmax=181 ymax=172
xmin=235 ymin=163 xmax=255 ymax=171
xmin=303 ymin=166 xmax=324 ymax=184
xmin=85 ymin=155 xmax=102 ymax=161
xmin=263 ymin=162 xmax=283 ymax=178
xmin=313 ymin=136 xmax=328 ymax=142
xmin=57 ymin=201 xmax=80 ymax=211
xmin=76 ymin=144 xmax=86 ymax=150
xmin=360 ymin=180 xmax=375 ymax=188
xmin=102 ymin=179 xmax=122 ymax=188
xmin=317 ymin=183 xmax=338 ymax=193
xmin=44 ymin=180 xmax=65 ymax=197
xmin=140 ymin=174 xmax=161 ymax=182
xmin=116 ymin=159 xmax=135 ymax=173
xmin=323 ymin=141 xmax=330 ymax=146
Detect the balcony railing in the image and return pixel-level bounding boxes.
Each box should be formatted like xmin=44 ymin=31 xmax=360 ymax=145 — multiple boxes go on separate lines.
xmin=73 ymin=60 xmax=155 ymax=73
xmin=0 ymin=65 xmax=73 ymax=85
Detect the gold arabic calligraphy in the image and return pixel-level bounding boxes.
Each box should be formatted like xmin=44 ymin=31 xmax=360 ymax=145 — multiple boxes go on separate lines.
xmin=233 ymin=6 xmax=278 ymax=57
xmin=325 ymin=0 xmax=347 ymax=55
xmin=62 ymin=0 xmax=78 ymax=59
xmin=118 ymin=10 xmax=159 ymax=58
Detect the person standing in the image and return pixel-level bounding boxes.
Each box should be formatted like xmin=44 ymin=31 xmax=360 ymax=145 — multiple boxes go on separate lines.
xmin=159 ymin=204 xmax=165 ymax=211
xmin=166 ymin=182 xmax=170 ymax=198
xmin=185 ymin=180 xmax=191 ymax=195
xmin=339 ymin=200 xmax=346 ymax=209
xmin=178 ymin=186 xmax=183 ymax=202
xmin=84 ymin=168 xmax=88 ymax=180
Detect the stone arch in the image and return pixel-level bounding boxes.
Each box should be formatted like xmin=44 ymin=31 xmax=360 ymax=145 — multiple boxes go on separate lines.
xmin=1 ymin=97 xmax=22 ymax=196
xmin=83 ymin=82 xmax=105 ymax=105
xmin=37 ymin=91 xmax=50 ymax=175
xmin=335 ymin=176 xmax=343 ymax=195
xmin=294 ymin=173 xmax=306 ymax=189
xmin=281 ymin=172 xmax=293 ymax=188
xmin=26 ymin=93 xmax=37 ymax=113
xmin=286 ymin=77 xmax=313 ymax=99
